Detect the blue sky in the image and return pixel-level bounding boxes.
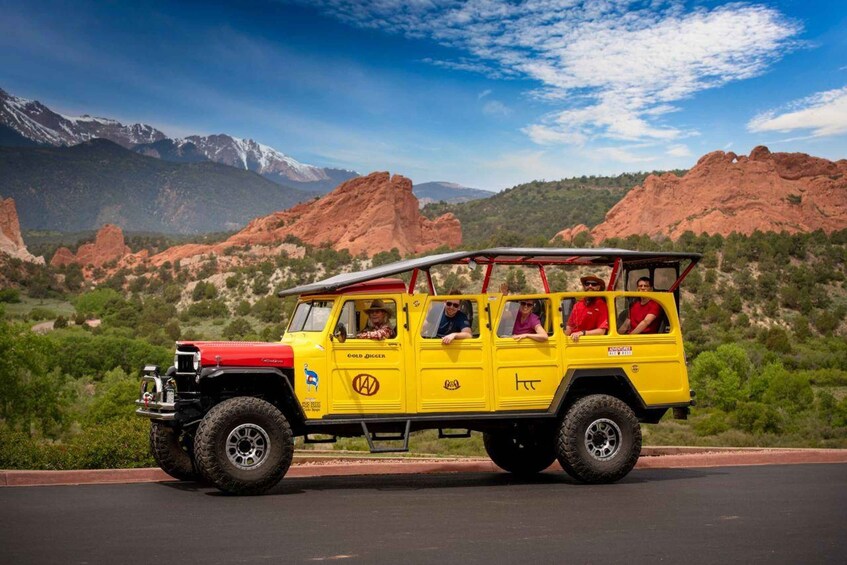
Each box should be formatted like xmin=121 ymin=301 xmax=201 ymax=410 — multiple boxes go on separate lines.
xmin=1 ymin=0 xmax=845 ymax=191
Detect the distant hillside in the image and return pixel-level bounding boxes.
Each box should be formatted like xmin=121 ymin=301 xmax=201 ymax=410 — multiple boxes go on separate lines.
xmin=0 ymin=124 xmax=44 ymax=148
xmin=413 ymin=181 xmax=493 ymax=206
xmin=0 ymin=139 xmax=315 ymax=234
xmin=422 ymin=172 xmax=684 ymax=246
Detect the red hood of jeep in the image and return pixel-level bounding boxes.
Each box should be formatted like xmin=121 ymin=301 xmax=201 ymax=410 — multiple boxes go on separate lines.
xmin=178 ymin=341 xmax=294 ymax=369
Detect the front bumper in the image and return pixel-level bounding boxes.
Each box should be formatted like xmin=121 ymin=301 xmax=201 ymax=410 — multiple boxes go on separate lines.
xmin=135 ymin=365 xmax=177 ymax=420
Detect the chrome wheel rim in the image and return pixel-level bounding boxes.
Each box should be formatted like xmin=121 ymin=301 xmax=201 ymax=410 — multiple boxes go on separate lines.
xmin=226 ymin=423 xmax=270 ymax=470
xmin=584 ymin=418 xmax=622 ymax=461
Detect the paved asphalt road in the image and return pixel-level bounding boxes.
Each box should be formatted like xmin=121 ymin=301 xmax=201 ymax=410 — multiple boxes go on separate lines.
xmin=1 ymin=464 xmax=845 ymax=564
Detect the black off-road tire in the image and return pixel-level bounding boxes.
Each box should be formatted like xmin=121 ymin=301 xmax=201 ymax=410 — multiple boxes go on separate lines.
xmin=194 ymin=397 xmax=293 ymax=495
xmin=149 ymin=422 xmax=200 ymax=482
xmin=557 ymin=394 xmax=641 ymax=484
xmin=483 ymin=427 xmax=557 ymax=475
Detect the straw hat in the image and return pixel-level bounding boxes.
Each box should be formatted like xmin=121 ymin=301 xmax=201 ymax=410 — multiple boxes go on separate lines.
xmin=579 ymin=275 xmax=606 ymax=290
xmin=365 ymin=299 xmax=391 ymax=314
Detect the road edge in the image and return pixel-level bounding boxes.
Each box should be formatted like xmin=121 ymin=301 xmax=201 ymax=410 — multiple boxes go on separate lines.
xmin=2 ymin=447 xmax=845 ymax=487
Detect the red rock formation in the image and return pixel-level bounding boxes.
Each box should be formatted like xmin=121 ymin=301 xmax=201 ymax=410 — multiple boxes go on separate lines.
xmin=50 ymin=224 xmax=131 ymax=268
xmin=49 ymin=246 xmax=76 ymax=267
xmin=149 ymin=172 xmax=462 ymax=265
xmin=0 ymin=197 xmax=44 ymax=264
xmin=553 ymin=224 xmax=590 ymax=243
xmin=557 ymin=147 xmax=847 ymax=242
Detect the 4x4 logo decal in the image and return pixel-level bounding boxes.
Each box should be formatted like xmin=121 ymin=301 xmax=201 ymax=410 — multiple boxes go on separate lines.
xmin=352 ymin=373 xmax=380 ymax=396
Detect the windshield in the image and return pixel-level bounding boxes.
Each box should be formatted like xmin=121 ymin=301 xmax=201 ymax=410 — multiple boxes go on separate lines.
xmin=288 ymin=300 xmax=334 ymax=332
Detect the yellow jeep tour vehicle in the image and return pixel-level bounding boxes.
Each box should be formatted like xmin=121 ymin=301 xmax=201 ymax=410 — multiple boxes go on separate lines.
xmin=137 ymin=248 xmax=700 ymax=494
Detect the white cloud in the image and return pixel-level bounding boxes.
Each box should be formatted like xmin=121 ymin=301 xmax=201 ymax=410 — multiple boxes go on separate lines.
xmin=482 ymin=100 xmax=512 ymax=117
xmin=747 ymin=86 xmax=847 ymax=137
xmin=304 ymin=1 xmax=801 ymax=145
xmin=592 ymin=146 xmax=657 ymax=165
xmin=667 ymin=144 xmax=691 ymax=157
xmin=478 ymin=89 xmax=492 ymax=99
xmin=522 ymin=124 xmax=586 ymax=145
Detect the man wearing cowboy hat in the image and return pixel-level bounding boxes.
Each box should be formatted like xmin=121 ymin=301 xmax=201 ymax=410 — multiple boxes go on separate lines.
xmin=356 ymin=299 xmax=396 ymax=340
xmin=565 ymin=274 xmax=609 ymax=342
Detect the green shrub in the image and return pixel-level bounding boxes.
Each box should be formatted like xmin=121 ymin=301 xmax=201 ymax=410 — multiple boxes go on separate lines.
xmin=693 ymin=410 xmax=730 ymax=436
xmin=734 ymin=402 xmax=782 ymax=434
xmin=185 ymin=299 xmax=229 ymax=318
xmin=29 ymin=307 xmax=58 ymax=321
xmin=0 ymin=288 xmax=21 ymax=303
xmin=223 ymin=318 xmax=254 ymax=340
xmin=64 ymin=417 xmax=154 ymax=469
xmin=761 ymin=367 xmax=814 ymax=414
xmin=73 ymin=288 xmax=123 ymax=317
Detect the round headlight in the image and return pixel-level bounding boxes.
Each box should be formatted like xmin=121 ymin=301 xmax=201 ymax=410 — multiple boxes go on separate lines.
xmin=193 ymin=351 xmax=201 ymax=371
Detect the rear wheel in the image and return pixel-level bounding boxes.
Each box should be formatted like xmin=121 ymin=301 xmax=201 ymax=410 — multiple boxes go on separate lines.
xmin=149 ymin=422 xmax=199 ymax=482
xmin=483 ymin=426 xmax=557 ymax=475
xmin=556 ymin=394 xmax=641 ymax=483
xmin=195 ymin=397 xmax=294 ymax=495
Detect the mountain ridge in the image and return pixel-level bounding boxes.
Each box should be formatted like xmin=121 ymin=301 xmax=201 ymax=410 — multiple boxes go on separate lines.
xmin=0 ymin=139 xmax=315 ymax=234
xmin=0 ymin=87 xmax=356 ymax=187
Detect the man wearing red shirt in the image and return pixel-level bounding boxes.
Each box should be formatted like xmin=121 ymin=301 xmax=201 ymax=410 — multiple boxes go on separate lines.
xmin=566 ymin=275 xmax=609 ymax=342
xmin=620 ymin=277 xmax=661 ymax=334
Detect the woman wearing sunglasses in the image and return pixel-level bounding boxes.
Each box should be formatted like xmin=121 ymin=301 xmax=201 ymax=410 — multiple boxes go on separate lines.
xmin=511 ymin=300 xmax=548 ymax=342
xmin=565 ymin=275 xmax=609 ymax=342
xmin=436 ymin=299 xmax=472 ymax=345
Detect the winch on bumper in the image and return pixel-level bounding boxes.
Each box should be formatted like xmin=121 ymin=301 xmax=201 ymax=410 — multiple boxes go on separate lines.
xmin=136 ymin=365 xmax=177 ymax=420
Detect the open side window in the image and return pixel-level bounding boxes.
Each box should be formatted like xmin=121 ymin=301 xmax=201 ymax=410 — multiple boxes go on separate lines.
xmin=615 ymin=296 xmax=670 ymax=335
xmin=497 ymin=298 xmax=552 ymax=337
xmin=337 ymin=298 xmax=397 ymax=339
xmin=421 ymin=298 xmax=479 ymax=338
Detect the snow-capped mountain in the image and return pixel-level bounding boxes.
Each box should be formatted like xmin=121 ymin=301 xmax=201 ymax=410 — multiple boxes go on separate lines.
xmin=133 ymin=134 xmax=332 ymax=183
xmin=0 ymin=87 xmax=356 ymax=186
xmin=0 ymin=88 xmax=166 ymax=147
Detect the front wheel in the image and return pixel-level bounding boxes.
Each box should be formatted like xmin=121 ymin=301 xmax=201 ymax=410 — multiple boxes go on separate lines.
xmin=194 ymin=397 xmax=294 ymax=495
xmin=556 ymin=394 xmax=641 ymax=484
xmin=483 ymin=426 xmax=557 ymax=475
xmin=149 ymin=422 xmax=199 ymax=482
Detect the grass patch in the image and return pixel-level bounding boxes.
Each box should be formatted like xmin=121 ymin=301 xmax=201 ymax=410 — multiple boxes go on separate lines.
xmin=2 ymin=296 xmax=76 ymax=318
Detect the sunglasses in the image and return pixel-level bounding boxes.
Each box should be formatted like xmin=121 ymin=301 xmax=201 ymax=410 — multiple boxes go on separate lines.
xmin=519 ymin=301 xmax=535 ymax=307
xmin=444 ymin=301 xmax=460 ymax=308
xmin=583 ymin=282 xmax=601 ymax=288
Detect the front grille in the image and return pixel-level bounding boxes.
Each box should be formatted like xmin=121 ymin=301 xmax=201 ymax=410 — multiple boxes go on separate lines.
xmin=176 ymin=351 xmax=196 ymax=373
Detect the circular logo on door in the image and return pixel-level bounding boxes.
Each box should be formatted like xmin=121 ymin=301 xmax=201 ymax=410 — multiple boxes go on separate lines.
xmin=352 ymin=373 xmax=380 ymax=396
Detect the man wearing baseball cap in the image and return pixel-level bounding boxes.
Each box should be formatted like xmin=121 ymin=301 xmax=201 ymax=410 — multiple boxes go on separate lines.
xmin=565 ymin=275 xmax=609 ymax=342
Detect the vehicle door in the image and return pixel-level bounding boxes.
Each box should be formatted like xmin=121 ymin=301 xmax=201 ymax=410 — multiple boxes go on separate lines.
xmin=413 ymin=295 xmax=492 ymax=413
xmin=327 ymin=296 xmax=406 ymax=414
xmin=558 ymin=292 xmax=617 ymax=375
xmin=491 ymin=296 xmax=561 ymax=411
xmin=611 ymin=292 xmax=687 ymax=405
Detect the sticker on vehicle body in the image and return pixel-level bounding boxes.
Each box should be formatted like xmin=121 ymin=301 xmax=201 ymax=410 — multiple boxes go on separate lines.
xmin=608 ymin=346 xmax=633 ymax=357
xmin=515 ymin=372 xmax=540 ymax=391
xmin=443 ymin=379 xmax=461 ymax=390
xmin=352 ymin=373 xmax=380 ymax=396
xmin=302 ymin=397 xmax=321 ymax=412
xmin=304 ymin=364 xmax=319 ymax=391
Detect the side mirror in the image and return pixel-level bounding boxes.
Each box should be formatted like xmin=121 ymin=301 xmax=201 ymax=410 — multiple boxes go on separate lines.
xmin=333 ymin=323 xmax=347 ymax=343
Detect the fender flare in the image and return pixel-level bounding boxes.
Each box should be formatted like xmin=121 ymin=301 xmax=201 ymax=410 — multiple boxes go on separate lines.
xmin=199 ymin=367 xmax=306 ymax=423
xmin=548 ymin=368 xmax=653 ymax=419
